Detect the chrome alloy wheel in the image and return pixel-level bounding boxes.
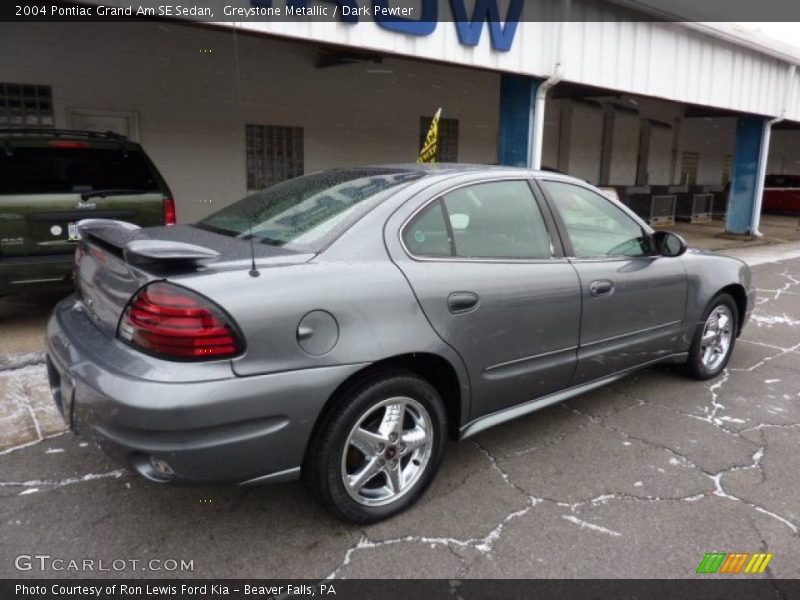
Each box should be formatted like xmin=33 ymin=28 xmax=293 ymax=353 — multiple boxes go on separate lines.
xmin=340 ymin=396 xmax=433 ymax=507
xmin=700 ymin=305 xmax=734 ymax=371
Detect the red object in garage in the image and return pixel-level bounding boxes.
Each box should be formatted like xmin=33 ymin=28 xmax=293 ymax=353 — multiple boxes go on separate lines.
xmin=763 ymin=174 xmax=800 ymax=214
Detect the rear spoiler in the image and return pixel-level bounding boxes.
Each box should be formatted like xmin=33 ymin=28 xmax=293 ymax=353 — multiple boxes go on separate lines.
xmin=77 ymin=219 xmax=220 ymax=266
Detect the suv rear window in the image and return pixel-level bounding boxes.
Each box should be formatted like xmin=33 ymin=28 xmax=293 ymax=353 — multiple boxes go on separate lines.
xmin=0 ymin=145 xmax=161 ymax=194
xmin=197 ymin=168 xmax=423 ymax=253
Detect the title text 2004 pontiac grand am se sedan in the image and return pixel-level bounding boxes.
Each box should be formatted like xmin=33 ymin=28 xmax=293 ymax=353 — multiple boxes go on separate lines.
xmin=46 ymin=165 xmax=754 ymax=523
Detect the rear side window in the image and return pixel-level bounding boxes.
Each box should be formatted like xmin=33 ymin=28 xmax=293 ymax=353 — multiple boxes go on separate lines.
xmin=404 ymin=180 xmax=552 ymax=260
xmin=403 ymin=200 xmax=452 ymax=257
xmin=0 ymin=145 xmax=161 ymax=194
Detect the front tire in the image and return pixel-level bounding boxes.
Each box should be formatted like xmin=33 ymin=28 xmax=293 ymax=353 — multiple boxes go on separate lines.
xmin=683 ymin=293 xmax=738 ymax=380
xmin=303 ymin=370 xmax=447 ymax=524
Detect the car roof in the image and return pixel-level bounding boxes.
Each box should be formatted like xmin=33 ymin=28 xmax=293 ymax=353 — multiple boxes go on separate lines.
xmin=0 ymin=128 xmax=127 ymax=140
xmin=353 ymin=163 xmax=584 ymax=183
xmin=0 ymin=128 xmax=140 ymax=148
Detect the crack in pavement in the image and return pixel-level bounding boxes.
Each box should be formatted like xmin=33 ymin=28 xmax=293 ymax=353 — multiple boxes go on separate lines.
xmin=605 ymin=338 xmax=800 ymax=435
xmin=739 ymin=338 xmax=789 ymax=351
xmin=0 ymin=431 xmax=68 ymax=456
xmin=566 ymin=385 xmax=800 ymax=536
xmin=561 ymin=515 xmax=621 ymax=537
xmin=471 ymin=440 xmax=537 ymax=497
xmin=740 ymin=422 xmax=800 ymax=436
xmin=325 ymin=498 xmax=541 ymax=579
xmin=510 ymin=419 xmax=596 ymax=458
xmin=327 ymin=440 xmax=543 ymax=578
xmin=760 ymin=267 xmax=800 ymax=300
xmin=0 ymin=469 xmax=128 ymax=494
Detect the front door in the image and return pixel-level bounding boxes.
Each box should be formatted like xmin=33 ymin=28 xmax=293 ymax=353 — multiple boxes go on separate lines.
xmin=538 ymin=179 xmax=688 ymax=383
xmin=389 ymin=178 xmax=582 ymax=420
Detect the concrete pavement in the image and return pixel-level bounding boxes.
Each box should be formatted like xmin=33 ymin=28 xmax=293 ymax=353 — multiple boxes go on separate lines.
xmin=1 ymin=255 xmax=799 ymax=579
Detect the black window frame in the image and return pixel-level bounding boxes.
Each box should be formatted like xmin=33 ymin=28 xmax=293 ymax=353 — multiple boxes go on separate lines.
xmin=534 ymin=177 xmax=656 ymax=261
xmin=400 ymin=177 xmax=564 ymax=262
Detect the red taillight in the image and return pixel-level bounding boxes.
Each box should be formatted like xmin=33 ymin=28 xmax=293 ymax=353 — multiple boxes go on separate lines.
xmin=118 ymin=282 xmax=243 ymax=360
xmin=163 ymin=197 xmax=176 ymax=226
xmin=48 ymin=140 xmax=89 ymax=149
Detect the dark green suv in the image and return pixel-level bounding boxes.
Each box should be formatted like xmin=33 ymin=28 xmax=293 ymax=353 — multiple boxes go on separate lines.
xmin=0 ymin=129 xmax=174 ymax=295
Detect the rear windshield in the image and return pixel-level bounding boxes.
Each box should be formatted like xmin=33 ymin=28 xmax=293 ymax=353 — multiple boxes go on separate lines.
xmin=197 ymin=168 xmax=423 ymax=253
xmin=0 ymin=145 xmax=161 ymax=194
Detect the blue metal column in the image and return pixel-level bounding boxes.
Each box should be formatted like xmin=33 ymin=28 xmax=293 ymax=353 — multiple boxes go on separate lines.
xmin=498 ymin=74 xmax=541 ymax=167
xmin=726 ymin=116 xmax=770 ymax=235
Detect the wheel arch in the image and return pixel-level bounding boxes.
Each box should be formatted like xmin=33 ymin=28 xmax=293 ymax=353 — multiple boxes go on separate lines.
xmin=716 ymin=283 xmax=748 ymax=336
xmin=303 ymin=352 xmax=465 ymax=470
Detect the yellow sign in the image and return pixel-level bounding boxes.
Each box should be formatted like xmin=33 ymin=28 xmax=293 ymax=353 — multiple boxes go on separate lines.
xmin=418 ymin=108 xmax=442 ymax=164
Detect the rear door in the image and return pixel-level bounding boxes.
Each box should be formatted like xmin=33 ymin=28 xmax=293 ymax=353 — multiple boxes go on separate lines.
xmin=0 ymin=138 xmax=166 ymax=257
xmin=388 ymin=177 xmax=582 ymax=421
xmin=537 ymin=178 xmax=687 ymax=384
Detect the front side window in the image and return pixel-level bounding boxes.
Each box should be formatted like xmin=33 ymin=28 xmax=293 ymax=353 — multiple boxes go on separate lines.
xmin=403 ymin=180 xmax=552 ymax=260
xmin=540 ymin=180 xmax=650 ymax=258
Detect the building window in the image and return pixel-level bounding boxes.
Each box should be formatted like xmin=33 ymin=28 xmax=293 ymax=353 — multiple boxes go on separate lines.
xmin=245 ymin=124 xmax=304 ymax=190
xmin=722 ymin=154 xmax=733 ymax=184
xmin=0 ymin=82 xmax=53 ymax=128
xmin=419 ymin=116 xmax=459 ymax=162
xmin=680 ymin=151 xmax=699 ymax=185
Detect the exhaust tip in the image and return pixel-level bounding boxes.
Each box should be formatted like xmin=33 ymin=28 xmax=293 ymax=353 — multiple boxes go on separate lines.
xmin=130 ymin=453 xmax=175 ymax=483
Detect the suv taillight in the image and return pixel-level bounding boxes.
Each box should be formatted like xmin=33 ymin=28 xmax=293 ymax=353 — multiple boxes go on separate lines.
xmin=163 ymin=197 xmax=177 ymax=225
xmin=118 ymin=282 xmax=243 ymax=360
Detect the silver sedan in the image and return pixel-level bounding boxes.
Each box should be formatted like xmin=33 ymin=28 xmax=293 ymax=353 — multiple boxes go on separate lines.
xmin=46 ymin=165 xmax=754 ymax=523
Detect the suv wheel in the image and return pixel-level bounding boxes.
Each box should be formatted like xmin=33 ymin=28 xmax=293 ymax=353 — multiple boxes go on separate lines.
xmin=683 ymin=293 xmax=738 ymax=380
xmin=304 ymin=370 xmax=447 ymax=524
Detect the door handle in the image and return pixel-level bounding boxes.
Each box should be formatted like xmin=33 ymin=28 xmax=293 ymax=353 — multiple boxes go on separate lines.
xmin=589 ymin=279 xmax=614 ymax=297
xmin=448 ymin=292 xmax=479 ymax=314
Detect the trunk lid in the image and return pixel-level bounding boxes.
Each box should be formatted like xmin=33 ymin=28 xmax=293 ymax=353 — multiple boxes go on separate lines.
xmin=75 ymin=223 xmax=312 ymax=336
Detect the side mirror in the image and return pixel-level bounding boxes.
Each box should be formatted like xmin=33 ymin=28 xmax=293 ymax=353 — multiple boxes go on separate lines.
xmin=653 ymin=231 xmax=687 ymax=257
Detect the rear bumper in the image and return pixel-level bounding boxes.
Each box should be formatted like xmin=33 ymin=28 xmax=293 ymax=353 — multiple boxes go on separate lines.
xmin=0 ymin=253 xmax=74 ymax=294
xmin=46 ymin=298 xmax=366 ymax=485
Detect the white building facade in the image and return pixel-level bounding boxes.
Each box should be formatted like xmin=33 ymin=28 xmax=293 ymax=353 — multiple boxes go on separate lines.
xmin=3 ymin=1 xmax=800 ymax=232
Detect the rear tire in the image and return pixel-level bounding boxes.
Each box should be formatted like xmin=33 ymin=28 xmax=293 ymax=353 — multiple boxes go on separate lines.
xmin=682 ymin=293 xmax=738 ymax=380
xmin=303 ymin=369 xmax=447 ymax=524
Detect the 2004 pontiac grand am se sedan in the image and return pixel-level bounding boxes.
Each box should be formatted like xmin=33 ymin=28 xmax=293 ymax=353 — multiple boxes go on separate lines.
xmin=46 ymin=165 xmax=755 ymax=523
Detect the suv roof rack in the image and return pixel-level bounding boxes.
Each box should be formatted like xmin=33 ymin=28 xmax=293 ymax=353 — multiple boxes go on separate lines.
xmin=0 ymin=128 xmax=129 ymax=140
